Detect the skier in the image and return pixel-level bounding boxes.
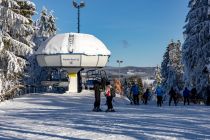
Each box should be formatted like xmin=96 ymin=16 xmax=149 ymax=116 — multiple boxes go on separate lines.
xmin=183 ymin=87 xmax=190 ymax=105
xmin=143 ymin=88 xmax=150 ymax=105
xmin=168 ymin=87 xmax=177 ymax=106
xmin=93 ymin=80 xmax=102 ymax=112
xmin=123 ymin=84 xmax=133 ymax=104
xmin=131 ymin=82 xmax=140 ymax=105
xmin=191 ymin=87 xmax=197 ymax=104
xmin=155 ymin=85 xmax=164 ymax=107
xmin=206 ymin=85 xmax=210 ymax=105
xmin=105 ymin=81 xmax=115 ymax=112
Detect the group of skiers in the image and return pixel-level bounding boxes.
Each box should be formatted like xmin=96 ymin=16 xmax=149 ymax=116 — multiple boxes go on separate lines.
xmin=126 ymin=83 xmax=202 ymax=107
xmin=92 ymin=78 xmax=203 ymax=112
xmin=155 ymin=86 xmax=199 ymax=107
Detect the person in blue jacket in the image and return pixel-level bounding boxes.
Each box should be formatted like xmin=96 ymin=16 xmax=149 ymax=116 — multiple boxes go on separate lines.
xmin=183 ymin=87 xmax=190 ymax=105
xmin=155 ymin=85 xmax=164 ymax=107
xmin=131 ymin=82 xmax=140 ymax=105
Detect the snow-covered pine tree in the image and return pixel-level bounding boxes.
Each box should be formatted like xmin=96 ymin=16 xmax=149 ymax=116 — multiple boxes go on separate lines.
xmin=161 ymin=43 xmax=170 ymax=93
xmin=47 ymin=11 xmax=57 ymax=37
xmin=161 ymin=40 xmax=183 ymax=93
xmin=128 ymin=76 xmax=144 ymax=93
xmin=29 ymin=7 xmax=57 ymax=92
xmin=171 ymin=40 xmax=184 ymax=92
xmin=154 ymin=65 xmax=162 ymax=87
xmin=0 ymin=30 xmax=6 ymax=98
xmin=0 ymin=0 xmax=35 ymax=99
xmin=137 ymin=77 xmax=144 ymax=94
xmin=183 ymin=0 xmax=210 ymax=98
xmin=34 ymin=7 xmax=57 ymax=49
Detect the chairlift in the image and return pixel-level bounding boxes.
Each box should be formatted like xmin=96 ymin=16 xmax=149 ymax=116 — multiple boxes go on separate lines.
xmin=40 ymin=68 xmax=69 ymax=92
xmin=86 ymin=69 xmax=108 ymax=90
xmin=86 ymin=69 xmax=107 ymax=80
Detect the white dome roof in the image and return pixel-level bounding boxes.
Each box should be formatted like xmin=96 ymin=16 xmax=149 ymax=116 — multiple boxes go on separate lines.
xmin=36 ymin=33 xmax=111 ymax=56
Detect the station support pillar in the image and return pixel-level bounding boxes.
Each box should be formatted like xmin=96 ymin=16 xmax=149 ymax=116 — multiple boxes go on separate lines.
xmin=64 ymin=68 xmax=83 ymax=93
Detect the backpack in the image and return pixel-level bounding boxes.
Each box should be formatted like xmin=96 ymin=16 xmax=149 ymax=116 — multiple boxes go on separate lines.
xmin=111 ymin=87 xmax=116 ymax=97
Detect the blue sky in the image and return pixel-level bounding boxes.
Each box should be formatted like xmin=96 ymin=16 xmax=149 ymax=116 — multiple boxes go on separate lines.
xmin=32 ymin=0 xmax=189 ymax=67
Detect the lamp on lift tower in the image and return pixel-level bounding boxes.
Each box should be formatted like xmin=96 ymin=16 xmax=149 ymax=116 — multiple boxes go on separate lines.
xmin=72 ymin=0 xmax=85 ymax=33
xmin=117 ymin=60 xmax=123 ymax=80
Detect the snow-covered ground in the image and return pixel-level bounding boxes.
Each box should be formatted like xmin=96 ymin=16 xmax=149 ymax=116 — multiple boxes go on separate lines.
xmin=0 ymin=91 xmax=210 ymax=140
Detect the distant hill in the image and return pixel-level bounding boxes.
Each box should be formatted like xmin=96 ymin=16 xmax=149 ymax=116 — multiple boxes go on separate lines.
xmin=102 ymin=66 xmax=155 ymax=79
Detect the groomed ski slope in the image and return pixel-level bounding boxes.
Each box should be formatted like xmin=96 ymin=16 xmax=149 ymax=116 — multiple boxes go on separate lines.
xmin=0 ymin=91 xmax=210 ymax=140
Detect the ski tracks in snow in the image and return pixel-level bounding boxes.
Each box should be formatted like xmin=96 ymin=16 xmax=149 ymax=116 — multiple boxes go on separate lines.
xmin=0 ymin=91 xmax=210 ymax=140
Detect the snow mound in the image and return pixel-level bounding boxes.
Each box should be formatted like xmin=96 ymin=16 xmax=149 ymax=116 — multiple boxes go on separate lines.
xmin=36 ymin=33 xmax=111 ymax=56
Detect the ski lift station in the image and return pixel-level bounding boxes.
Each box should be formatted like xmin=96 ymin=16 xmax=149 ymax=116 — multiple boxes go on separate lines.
xmin=36 ymin=33 xmax=111 ymax=93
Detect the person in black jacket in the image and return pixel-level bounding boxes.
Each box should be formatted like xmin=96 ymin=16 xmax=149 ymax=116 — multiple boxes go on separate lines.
xmin=183 ymin=87 xmax=190 ymax=105
xmin=169 ymin=87 xmax=177 ymax=106
xmin=93 ymin=80 xmax=102 ymax=112
xmin=143 ymin=88 xmax=150 ymax=105
xmin=191 ymin=87 xmax=197 ymax=104
xmin=206 ymin=85 xmax=210 ymax=106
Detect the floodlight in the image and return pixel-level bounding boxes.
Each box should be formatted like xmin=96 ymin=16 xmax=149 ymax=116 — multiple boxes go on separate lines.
xmin=80 ymin=1 xmax=85 ymax=8
xmin=73 ymin=1 xmax=78 ymax=8
xmin=72 ymin=0 xmax=85 ymax=33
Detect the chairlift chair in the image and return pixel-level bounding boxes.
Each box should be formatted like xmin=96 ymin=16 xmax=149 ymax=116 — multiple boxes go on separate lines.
xmin=86 ymin=69 xmax=108 ymax=90
xmin=40 ymin=68 xmax=69 ymax=92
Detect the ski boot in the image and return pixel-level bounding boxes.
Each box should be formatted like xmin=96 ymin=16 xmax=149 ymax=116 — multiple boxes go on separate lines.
xmin=97 ymin=108 xmax=103 ymax=112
